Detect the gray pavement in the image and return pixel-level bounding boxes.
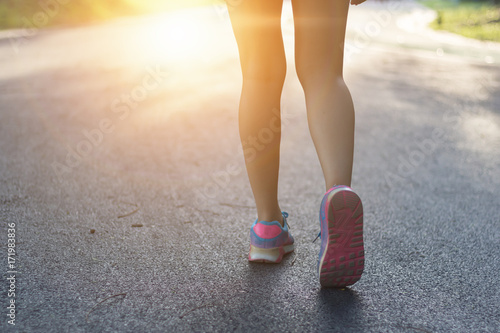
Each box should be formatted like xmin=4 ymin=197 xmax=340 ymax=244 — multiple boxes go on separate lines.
xmin=1 ymin=1 xmax=499 ymax=332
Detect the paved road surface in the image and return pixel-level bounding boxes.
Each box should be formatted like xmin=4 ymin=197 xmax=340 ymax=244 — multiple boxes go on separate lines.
xmin=1 ymin=1 xmax=499 ymax=332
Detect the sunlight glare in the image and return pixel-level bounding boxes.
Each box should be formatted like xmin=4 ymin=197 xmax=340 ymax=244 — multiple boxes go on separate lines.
xmin=462 ymin=114 xmax=500 ymax=153
xmin=140 ymin=10 xmax=209 ymax=63
xmin=164 ymin=15 xmax=203 ymax=55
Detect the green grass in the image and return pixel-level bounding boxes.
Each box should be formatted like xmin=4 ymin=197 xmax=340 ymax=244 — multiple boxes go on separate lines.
xmin=421 ymin=0 xmax=500 ymax=42
xmin=0 ymin=0 xmax=222 ymax=30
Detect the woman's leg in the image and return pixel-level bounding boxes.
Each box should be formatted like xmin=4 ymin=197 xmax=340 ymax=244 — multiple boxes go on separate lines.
xmin=227 ymin=0 xmax=286 ymax=224
xmin=292 ymin=0 xmax=354 ymax=190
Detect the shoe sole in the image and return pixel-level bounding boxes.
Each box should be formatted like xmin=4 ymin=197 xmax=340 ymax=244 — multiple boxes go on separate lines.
xmin=318 ymin=187 xmax=364 ymax=288
xmin=248 ymin=244 xmax=295 ymax=263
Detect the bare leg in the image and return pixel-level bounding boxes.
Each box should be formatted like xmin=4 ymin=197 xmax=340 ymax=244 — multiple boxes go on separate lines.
xmin=292 ymin=0 xmax=355 ymax=190
xmin=227 ymin=0 xmax=286 ymax=224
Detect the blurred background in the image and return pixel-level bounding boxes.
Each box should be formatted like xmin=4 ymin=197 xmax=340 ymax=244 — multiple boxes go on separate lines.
xmin=0 ymin=0 xmax=499 ymax=42
xmin=0 ymin=0 xmax=218 ymax=29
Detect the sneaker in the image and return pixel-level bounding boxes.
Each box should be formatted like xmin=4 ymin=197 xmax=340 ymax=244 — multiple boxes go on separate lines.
xmin=248 ymin=212 xmax=295 ymax=263
xmin=317 ymin=185 xmax=364 ymax=287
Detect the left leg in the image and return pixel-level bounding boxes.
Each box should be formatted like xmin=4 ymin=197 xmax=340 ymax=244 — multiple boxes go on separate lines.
xmin=226 ymin=0 xmax=287 ymax=224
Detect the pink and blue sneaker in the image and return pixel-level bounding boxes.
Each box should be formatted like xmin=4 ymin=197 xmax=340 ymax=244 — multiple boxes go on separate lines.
xmin=317 ymin=185 xmax=364 ymax=287
xmin=248 ymin=212 xmax=295 ymax=263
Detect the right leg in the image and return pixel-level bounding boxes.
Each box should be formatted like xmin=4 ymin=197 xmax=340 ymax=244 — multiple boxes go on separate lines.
xmin=292 ymin=0 xmax=364 ymax=287
xmin=227 ymin=0 xmax=286 ymax=224
xmin=292 ymin=0 xmax=354 ymax=190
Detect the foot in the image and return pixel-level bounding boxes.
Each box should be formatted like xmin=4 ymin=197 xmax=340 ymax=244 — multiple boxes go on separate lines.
xmin=248 ymin=212 xmax=295 ymax=263
xmin=317 ymin=186 xmax=364 ymax=288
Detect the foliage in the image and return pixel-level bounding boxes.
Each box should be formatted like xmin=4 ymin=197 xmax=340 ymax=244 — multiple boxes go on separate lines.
xmin=0 ymin=0 xmax=219 ymax=30
xmin=422 ymin=0 xmax=500 ymax=42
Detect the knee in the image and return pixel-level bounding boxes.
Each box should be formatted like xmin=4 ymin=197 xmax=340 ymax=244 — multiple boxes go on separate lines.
xmin=240 ymin=51 xmax=287 ymax=84
xmin=295 ymin=58 xmax=343 ymax=92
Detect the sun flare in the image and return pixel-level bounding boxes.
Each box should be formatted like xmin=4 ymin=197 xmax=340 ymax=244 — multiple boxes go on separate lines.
xmin=164 ymin=15 xmax=204 ymax=54
xmin=137 ymin=10 xmax=210 ymax=64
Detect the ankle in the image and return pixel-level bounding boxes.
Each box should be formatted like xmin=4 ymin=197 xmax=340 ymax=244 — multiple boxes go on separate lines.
xmin=257 ymin=211 xmax=284 ymax=226
xmin=325 ymin=182 xmax=351 ymax=192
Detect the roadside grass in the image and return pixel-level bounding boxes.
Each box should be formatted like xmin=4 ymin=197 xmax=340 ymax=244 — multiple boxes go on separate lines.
xmin=421 ymin=0 xmax=500 ymax=42
xmin=0 ymin=0 xmax=221 ymax=30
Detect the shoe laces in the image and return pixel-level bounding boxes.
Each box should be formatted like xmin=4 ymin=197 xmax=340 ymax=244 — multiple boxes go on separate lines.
xmin=313 ymin=231 xmax=321 ymax=243
xmin=281 ymin=211 xmax=289 ymax=228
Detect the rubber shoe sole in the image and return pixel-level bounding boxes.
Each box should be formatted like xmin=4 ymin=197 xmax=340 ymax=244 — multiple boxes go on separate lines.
xmin=318 ymin=186 xmax=364 ymax=288
xmin=248 ymin=244 xmax=295 ymax=263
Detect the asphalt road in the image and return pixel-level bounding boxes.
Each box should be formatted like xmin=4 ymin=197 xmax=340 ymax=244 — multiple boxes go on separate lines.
xmin=1 ymin=1 xmax=499 ymax=332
